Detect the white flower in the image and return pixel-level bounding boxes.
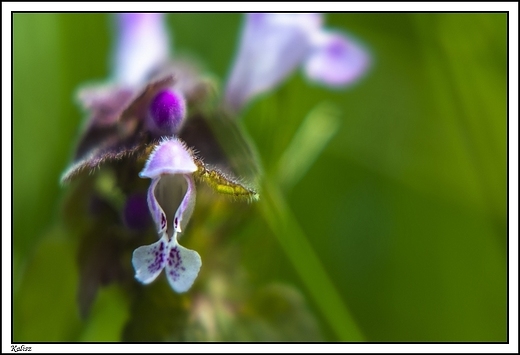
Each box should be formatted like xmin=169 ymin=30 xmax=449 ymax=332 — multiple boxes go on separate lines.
xmin=132 ymin=138 xmax=201 ymax=292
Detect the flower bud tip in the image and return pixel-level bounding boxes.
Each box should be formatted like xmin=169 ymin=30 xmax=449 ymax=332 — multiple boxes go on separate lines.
xmin=148 ymin=89 xmax=186 ymax=135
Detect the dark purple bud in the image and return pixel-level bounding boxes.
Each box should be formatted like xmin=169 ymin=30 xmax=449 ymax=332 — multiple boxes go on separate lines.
xmin=148 ymin=89 xmax=186 ymax=135
xmin=123 ymin=193 xmax=151 ymax=231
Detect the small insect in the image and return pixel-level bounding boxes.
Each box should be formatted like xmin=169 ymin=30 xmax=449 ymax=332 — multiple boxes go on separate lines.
xmin=180 ymin=112 xmax=260 ymax=202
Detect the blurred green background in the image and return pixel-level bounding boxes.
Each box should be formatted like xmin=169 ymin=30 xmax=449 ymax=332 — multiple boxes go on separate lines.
xmin=13 ymin=13 xmax=507 ymax=342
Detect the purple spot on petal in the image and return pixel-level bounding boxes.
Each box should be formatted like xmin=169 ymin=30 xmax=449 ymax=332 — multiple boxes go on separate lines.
xmin=160 ymin=213 xmax=167 ymax=231
xmin=146 ymin=241 xmax=166 ymax=273
xmin=169 ymin=247 xmax=182 ymax=268
xmin=167 ymin=246 xmax=185 ymax=281
xmin=147 ymin=252 xmax=164 ymax=273
xmin=169 ymin=270 xmax=179 ymax=281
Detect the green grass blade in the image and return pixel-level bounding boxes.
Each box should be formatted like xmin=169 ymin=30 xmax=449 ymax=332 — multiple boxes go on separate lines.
xmin=259 ymin=180 xmax=365 ymax=341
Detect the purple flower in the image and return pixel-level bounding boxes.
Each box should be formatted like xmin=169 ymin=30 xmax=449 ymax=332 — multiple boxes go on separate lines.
xmin=114 ymin=14 xmax=187 ymax=137
xmin=132 ymin=138 xmax=201 ymax=292
xmin=113 ymin=13 xmax=170 ymax=86
xmin=225 ymin=13 xmax=370 ymax=112
xmin=64 ymin=12 xmax=370 ymax=295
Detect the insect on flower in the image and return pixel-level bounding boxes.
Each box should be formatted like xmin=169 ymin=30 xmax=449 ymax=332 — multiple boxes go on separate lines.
xmin=61 ymin=13 xmax=369 ymax=309
xmin=61 ymin=14 xmax=263 ymax=308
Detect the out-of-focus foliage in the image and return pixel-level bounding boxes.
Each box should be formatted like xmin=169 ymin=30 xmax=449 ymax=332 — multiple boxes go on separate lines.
xmin=13 ymin=13 xmax=507 ymax=342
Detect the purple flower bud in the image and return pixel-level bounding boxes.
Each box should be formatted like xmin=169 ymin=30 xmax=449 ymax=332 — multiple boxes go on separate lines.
xmin=123 ymin=193 xmax=151 ymax=231
xmin=225 ymin=13 xmax=370 ymax=112
xmin=147 ymin=89 xmax=186 ymax=136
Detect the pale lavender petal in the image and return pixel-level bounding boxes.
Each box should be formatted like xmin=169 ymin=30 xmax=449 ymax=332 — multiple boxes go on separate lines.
xmin=173 ymin=174 xmax=196 ymax=233
xmin=113 ymin=13 xmax=170 ymax=86
xmin=304 ymin=31 xmax=370 ymax=86
xmin=132 ymin=235 xmax=168 ymax=284
xmin=225 ymin=13 xmax=322 ymax=111
xmin=147 ymin=172 xmax=195 ymax=240
xmin=164 ymin=237 xmax=201 ymax=293
xmin=76 ymin=85 xmax=135 ymax=128
xmin=146 ymin=177 xmax=168 ymax=235
xmin=139 ymin=138 xmax=197 ymax=179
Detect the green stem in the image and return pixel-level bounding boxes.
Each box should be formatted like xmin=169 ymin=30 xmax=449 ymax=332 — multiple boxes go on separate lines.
xmin=259 ymin=180 xmax=365 ymax=341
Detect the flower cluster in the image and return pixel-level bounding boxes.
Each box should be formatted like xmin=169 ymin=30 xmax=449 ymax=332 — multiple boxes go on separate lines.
xmin=62 ymin=13 xmax=369 ymax=295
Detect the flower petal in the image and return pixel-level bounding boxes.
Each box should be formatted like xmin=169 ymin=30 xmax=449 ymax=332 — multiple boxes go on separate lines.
xmin=76 ymin=85 xmax=135 ymax=126
xmin=173 ymin=174 xmax=196 ymax=233
xmin=145 ymin=169 xmax=196 ymax=238
xmin=304 ymin=31 xmax=370 ymax=86
xmin=165 ymin=237 xmax=202 ymax=293
xmin=139 ymin=138 xmax=197 ymax=179
xmin=113 ymin=13 xmax=170 ymax=86
xmin=132 ymin=235 xmax=168 ymax=284
xmin=146 ymin=177 xmax=168 ymax=235
xmin=225 ymin=13 xmax=321 ymax=111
